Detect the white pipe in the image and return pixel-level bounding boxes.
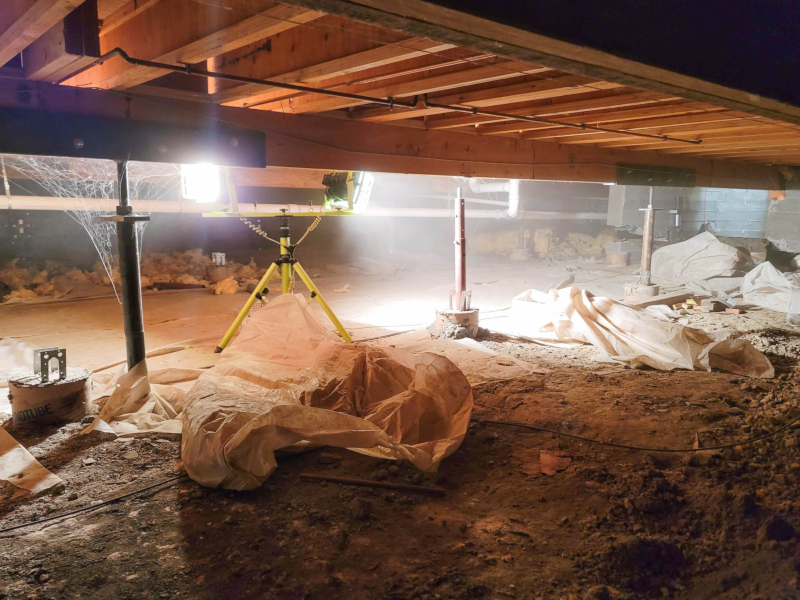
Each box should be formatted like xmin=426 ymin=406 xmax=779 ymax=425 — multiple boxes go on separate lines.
xmin=0 ymin=196 xmax=607 ymax=220
xmin=507 ymin=179 xmax=520 ymax=218
xmin=468 ymin=178 xmax=521 ymax=217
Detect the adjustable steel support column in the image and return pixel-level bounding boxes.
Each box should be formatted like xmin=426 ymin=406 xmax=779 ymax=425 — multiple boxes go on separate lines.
xmin=640 ymin=186 xmax=656 ymax=286
xmin=454 ymin=189 xmax=467 ymax=311
xmin=116 ymin=161 xmax=147 ymax=369
xmin=434 ymin=187 xmax=479 ymax=338
xmin=624 ymin=186 xmax=660 ymax=301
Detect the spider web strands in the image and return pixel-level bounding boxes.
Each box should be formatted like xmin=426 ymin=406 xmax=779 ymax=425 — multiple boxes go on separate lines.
xmin=1 ymin=155 xmax=182 ymax=302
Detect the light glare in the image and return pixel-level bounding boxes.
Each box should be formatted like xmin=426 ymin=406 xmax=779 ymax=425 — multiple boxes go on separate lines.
xmin=181 ymin=163 xmax=220 ymax=203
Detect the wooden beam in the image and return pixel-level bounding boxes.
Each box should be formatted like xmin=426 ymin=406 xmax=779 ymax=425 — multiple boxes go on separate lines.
xmin=0 ymin=77 xmax=788 ymax=186
xmin=255 ymin=60 xmax=551 ymax=114
xmin=426 ymin=90 xmax=673 ymax=131
xmin=230 ymin=166 xmax=327 ymax=188
xmin=270 ymin=0 xmax=800 ymax=126
xmin=96 ymin=0 xmax=127 ymax=19
xmin=516 ymin=105 xmax=731 ymax=140
xmin=353 ymin=74 xmax=620 ymax=123
xmin=22 ymin=0 xmax=99 ymax=83
xmin=0 ymin=0 xmax=86 ymax=68
xmin=98 ymin=0 xmax=160 ymax=36
xmin=215 ymin=37 xmax=456 ymax=107
xmin=64 ymin=1 xmax=323 ymax=90
xmin=658 ymin=139 xmax=800 ymax=155
xmin=596 ymin=125 xmax=797 ymax=149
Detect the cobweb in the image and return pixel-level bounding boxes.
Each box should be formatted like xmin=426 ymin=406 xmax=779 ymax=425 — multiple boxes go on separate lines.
xmin=1 ymin=154 xmax=181 ymax=301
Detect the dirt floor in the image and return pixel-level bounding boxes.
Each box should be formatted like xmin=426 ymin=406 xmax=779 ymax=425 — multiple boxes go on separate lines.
xmin=2 ymin=256 xmax=800 ymax=600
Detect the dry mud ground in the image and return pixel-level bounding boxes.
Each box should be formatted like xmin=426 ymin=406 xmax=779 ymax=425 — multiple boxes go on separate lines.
xmin=2 ymin=310 xmax=800 ymax=600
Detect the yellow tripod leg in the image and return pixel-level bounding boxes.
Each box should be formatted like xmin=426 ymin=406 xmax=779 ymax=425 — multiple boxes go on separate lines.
xmin=215 ymin=262 xmax=279 ymax=352
xmin=280 ymin=236 xmax=291 ymax=293
xmin=293 ymin=262 xmax=353 ymax=343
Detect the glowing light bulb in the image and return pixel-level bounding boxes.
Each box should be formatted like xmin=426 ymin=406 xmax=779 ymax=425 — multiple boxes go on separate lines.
xmin=181 ymin=163 xmax=220 ymax=203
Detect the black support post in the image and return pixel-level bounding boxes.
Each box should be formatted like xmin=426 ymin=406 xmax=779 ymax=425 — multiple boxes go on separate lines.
xmin=116 ymin=161 xmax=146 ymax=370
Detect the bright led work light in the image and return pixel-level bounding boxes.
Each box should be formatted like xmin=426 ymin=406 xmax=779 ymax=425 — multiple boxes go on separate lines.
xmin=322 ymin=171 xmax=374 ymax=213
xmin=181 ymin=163 xmax=220 ymax=204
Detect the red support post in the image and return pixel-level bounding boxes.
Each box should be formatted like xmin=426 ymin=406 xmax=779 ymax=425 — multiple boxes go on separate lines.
xmin=454 ymin=188 xmax=466 ymax=310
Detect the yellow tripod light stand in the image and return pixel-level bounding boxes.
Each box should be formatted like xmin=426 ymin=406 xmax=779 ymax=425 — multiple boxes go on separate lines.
xmin=215 ymin=211 xmax=352 ymax=352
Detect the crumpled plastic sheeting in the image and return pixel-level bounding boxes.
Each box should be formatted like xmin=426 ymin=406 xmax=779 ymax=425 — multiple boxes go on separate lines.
xmin=686 ymin=277 xmax=744 ymax=299
xmin=511 ymin=286 xmax=774 ymax=378
xmin=83 ymin=361 xmax=201 ymax=436
xmin=181 ymin=294 xmax=473 ymax=490
xmin=741 ymin=262 xmax=793 ymax=312
xmin=651 ymin=232 xmax=749 ymax=284
xmin=0 ymin=428 xmax=63 ymax=497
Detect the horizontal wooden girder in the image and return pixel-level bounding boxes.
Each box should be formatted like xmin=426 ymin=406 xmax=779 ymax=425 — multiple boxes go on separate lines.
xmin=0 ymin=77 xmax=789 ymax=190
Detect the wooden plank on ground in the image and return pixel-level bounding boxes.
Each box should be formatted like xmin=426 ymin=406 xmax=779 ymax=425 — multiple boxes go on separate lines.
xmin=623 ymin=289 xmax=693 ymax=308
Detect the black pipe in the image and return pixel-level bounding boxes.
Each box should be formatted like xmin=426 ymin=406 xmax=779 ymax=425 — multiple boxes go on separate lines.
xmin=64 ymin=48 xmax=702 ymax=146
xmin=116 ymin=161 xmax=146 ymax=369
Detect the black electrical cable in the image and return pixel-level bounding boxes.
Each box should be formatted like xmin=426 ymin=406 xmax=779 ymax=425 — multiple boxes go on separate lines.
xmin=63 ymin=48 xmax=703 ymax=146
xmin=0 ymin=473 xmax=187 ymax=536
xmin=475 ymin=410 xmax=800 ymax=453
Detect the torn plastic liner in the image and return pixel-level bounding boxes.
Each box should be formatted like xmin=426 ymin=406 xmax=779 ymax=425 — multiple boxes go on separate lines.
xmin=508 ymin=286 xmax=773 ymax=377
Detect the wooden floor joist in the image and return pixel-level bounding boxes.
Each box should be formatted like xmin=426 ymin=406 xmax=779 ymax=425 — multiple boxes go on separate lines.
xmin=65 ymin=0 xmax=323 ymax=89
xmin=0 ymin=0 xmax=86 ymax=68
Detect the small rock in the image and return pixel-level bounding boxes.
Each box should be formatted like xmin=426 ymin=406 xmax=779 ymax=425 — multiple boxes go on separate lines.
xmin=410 ymin=472 xmax=423 ymax=485
xmin=123 ymin=450 xmax=139 ymax=460
xmin=38 ymin=573 xmax=50 ymax=584
xmin=375 ymin=469 xmax=389 ymax=481
xmin=387 ymin=465 xmax=400 ymax=476
xmin=584 ymin=585 xmax=612 ymax=600
xmin=737 ymin=493 xmax=759 ymax=516
xmin=317 ymin=452 xmax=341 ymax=465
xmin=757 ymin=516 xmax=795 ymax=543
xmin=67 ymin=492 xmax=79 ymax=501
xmin=350 ymin=498 xmax=372 ymax=521
xmin=82 ymin=458 xmax=96 ymax=466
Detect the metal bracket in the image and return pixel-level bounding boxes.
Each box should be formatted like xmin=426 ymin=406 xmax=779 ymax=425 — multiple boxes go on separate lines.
xmin=34 ymin=347 xmax=66 ymax=383
xmin=448 ymin=290 xmax=472 ymax=310
xmin=99 ymin=215 xmax=151 ymax=222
